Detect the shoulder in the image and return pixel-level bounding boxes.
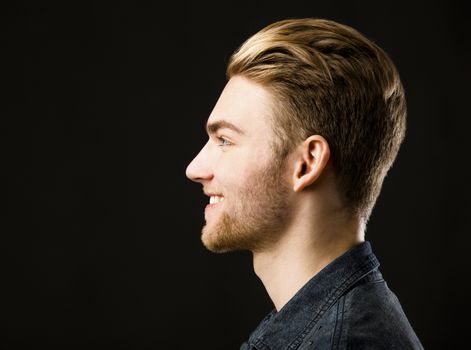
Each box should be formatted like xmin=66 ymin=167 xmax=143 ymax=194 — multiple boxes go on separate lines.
xmin=337 ymin=271 xmax=423 ymax=349
xmin=299 ymin=270 xmax=423 ymax=350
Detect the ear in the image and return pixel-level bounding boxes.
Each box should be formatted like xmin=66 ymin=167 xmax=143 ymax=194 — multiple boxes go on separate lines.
xmin=292 ymin=135 xmax=330 ymax=192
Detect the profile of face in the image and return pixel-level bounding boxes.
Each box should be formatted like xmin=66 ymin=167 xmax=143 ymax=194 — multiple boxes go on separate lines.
xmin=185 ymin=76 xmax=294 ymax=253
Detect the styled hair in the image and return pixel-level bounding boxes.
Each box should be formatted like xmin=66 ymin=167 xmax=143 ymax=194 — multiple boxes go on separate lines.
xmin=227 ymin=18 xmax=407 ymax=221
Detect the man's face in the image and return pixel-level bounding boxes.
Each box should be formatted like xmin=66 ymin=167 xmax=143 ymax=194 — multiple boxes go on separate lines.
xmin=185 ymin=76 xmax=294 ymax=253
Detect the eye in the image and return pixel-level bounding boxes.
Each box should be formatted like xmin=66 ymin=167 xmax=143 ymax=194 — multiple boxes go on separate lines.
xmin=217 ymin=136 xmax=232 ymax=147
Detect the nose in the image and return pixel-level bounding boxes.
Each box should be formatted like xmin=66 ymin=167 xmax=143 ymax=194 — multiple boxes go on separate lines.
xmin=185 ymin=141 xmax=213 ymax=183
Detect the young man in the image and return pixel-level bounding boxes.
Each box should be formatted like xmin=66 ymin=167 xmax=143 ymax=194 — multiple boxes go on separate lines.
xmin=186 ymin=18 xmax=423 ymax=349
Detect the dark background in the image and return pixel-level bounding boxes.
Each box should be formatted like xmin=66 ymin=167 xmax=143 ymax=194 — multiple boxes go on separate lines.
xmin=3 ymin=1 xmax=469 ymax=349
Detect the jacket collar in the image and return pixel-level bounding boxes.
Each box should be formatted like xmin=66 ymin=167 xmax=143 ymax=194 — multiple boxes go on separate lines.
xmin=248 ymin=241 xmax=380 ymax=350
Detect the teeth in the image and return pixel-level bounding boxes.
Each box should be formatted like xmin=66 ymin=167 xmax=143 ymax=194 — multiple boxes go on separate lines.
xmin=210 ymin=196 xmax=224 ymax=204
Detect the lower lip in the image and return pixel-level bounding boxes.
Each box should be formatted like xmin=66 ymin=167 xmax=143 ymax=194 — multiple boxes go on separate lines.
xmin=205 ymin=201 xmax=223 ymax=218
xmin=205 ymin=202 xmax=222 ymax=210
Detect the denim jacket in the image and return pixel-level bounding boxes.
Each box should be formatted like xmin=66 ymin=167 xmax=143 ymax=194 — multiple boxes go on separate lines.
xmin=240 ymin=241 xmax=423 ymax=349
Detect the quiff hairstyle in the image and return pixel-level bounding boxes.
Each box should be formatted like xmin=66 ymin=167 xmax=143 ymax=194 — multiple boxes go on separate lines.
xmin=227 ymin=18 xmax=407 ymax=222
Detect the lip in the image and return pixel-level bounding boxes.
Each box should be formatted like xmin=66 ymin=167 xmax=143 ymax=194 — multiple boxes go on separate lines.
xmin=204 ymin=191 xmax=223 ymax=197
xmin=205 ymin=200 xmax=223 ymax=211
xmin=205 ymin=202 xmax=221 ymax=209
xmin=204 ymin=200 xmax=224 ymax=220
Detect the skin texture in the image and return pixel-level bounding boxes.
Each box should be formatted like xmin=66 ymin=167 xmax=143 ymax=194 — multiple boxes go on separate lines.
xmin=186 ymin=76 xmax=365 ymax=311
xmin=186 ymin=76 xmax=294 ymax=253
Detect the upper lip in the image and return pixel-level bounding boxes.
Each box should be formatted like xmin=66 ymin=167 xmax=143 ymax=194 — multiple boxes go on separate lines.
xmin=204 ymin=191 xmax=223 ymax=197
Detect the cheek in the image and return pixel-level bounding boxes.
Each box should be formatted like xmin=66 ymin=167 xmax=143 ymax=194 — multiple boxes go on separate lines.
xmin=215 ymin=148 xmax=271 ymax=186
xmin=217 ymin=152 xmax=251 ymax=178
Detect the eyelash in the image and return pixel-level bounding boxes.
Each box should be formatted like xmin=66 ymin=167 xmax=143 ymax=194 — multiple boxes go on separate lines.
xmin=217 ymin=136 xmax=231 ymax=147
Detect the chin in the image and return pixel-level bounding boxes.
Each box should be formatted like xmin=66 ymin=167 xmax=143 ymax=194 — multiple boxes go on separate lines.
xmin=200 ymin=222 xmax=264 ymax=254
xmin=201 ymin=225 xmax=233 ymax=253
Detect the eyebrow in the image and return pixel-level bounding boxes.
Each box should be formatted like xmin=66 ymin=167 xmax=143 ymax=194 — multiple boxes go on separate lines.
xmin=206 ymin=120 xmax=246 ymax=136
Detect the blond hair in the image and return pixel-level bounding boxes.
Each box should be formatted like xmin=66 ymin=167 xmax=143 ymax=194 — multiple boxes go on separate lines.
xmin=227 ymin=18 xmax=406 ymax=221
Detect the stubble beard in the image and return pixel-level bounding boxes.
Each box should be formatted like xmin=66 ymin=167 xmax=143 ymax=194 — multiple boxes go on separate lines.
xmin=201 ymin=158 xmax=292 ymax=253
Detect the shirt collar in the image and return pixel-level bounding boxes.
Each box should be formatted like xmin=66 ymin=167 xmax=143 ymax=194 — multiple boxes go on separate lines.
xmin=248 ymin=241 xmax=380 ymax=350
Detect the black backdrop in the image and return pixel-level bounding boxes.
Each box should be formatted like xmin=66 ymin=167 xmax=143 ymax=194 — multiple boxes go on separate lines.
xmin=3 ymin=1 xmax=469 ymax=349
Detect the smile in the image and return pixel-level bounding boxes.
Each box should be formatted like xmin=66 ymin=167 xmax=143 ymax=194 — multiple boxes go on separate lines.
xmin=209 ymin=196 xmax=225 ymax=204
xmin=205 ymin=196 xmax=224 ymax=219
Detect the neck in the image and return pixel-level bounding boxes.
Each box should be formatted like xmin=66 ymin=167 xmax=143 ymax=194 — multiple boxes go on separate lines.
xmin=252 ymin=205 xmax=365 ymax=312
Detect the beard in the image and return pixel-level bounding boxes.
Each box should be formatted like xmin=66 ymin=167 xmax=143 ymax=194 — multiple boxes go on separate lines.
xmin=201 ymin=157 xmax=292 ymax=253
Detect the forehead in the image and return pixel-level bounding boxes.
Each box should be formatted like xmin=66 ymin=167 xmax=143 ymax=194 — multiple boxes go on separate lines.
xmin=207 ymin=76 xmax=275 ymax=135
